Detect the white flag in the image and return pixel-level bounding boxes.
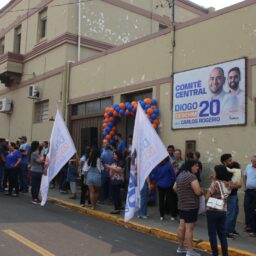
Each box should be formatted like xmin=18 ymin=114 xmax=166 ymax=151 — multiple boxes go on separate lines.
xmin=124 ymin=103 xmax=168 ymax=221
xmin=40 ymin=109 xmax=76 ymax=206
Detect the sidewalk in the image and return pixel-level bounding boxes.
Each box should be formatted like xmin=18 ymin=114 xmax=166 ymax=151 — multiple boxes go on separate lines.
xmin=47 ymin=188 xmax=256 ymax=256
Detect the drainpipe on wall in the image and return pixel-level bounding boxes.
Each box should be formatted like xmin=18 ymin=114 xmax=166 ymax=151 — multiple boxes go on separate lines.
xmin=77 ymin=0 xmax=81 ymax=62
xmin=170 ymin=0 xmax=175 ymax=79
xmin=62 ymin=61 xmax=73 ymax=125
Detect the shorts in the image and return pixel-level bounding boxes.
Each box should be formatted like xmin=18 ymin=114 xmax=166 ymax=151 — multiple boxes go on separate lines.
xmin=179 ymin=208 xmax=198 ymax=223
xmin=86 ymin=168 xmax=101 ymax=187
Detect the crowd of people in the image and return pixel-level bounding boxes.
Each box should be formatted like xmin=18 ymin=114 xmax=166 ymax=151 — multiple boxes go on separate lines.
xmin=0 ymin=135 xmax=256 ymax=256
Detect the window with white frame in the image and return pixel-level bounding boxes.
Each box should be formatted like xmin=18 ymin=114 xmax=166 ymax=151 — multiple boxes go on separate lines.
xmin=38 ymin=9 xmax=47 ymax=40
xmin=34 ymin=100 xmax=49 ymax=123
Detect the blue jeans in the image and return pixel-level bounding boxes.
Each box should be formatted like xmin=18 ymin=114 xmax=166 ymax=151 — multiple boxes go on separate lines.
xmin=19 ymin=163 xmax=29 ymax=191
xmin=207 ymin=210 xmax=228 ymax=256
xmin=226 ymin=194 xmax=238 ymax=234
xmin=244 ymin=190 xmax=256 ymax=232
xmin=111 ymin=183 xmax=122 ymax=210
xmin=138 ymin=182 xmax=148 ymax=217
xmin=0 ymin=165 xmax=4 ymax=191
xmin=31 ymin=172 xmax=42 ymax=200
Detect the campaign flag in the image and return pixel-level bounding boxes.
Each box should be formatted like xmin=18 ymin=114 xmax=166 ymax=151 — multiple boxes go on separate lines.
xmin=124 ymin=103 xmax=168 ymax=221
xmin=40 ymin=109 xmax=76 ymax=206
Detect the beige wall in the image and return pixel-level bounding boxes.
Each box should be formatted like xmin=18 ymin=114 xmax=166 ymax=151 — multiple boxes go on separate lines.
xmin=0 ymin=73 xmax=63 ymax=142
xmin=72 ymin=0 xmax=159 ymax=45
xmin=69 ymin=33 xmax=172 ymax=99
xmin=122 ymin=0 xmax=201 ymax=22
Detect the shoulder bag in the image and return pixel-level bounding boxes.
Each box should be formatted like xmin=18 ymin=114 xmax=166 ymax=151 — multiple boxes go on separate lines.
xmin=206 ymin=181 xmax=225 ymax=210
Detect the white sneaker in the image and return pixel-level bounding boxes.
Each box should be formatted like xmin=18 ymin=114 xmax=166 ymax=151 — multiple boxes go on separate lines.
xmin=186 ymin=252 xmax=201 ymax=256
xmin=176 ymin=247 xmax=187 ymax=253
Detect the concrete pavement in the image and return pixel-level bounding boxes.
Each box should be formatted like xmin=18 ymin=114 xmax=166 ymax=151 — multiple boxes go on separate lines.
xmin=46 ymin=188 xmax=256 ymax=256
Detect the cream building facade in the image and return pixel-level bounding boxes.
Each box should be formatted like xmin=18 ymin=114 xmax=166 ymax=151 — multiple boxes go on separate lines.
xmin=1 ymin=0 xmax=255 ymax=222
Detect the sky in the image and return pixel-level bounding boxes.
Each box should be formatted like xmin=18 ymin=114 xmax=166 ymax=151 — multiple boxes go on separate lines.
xmin=0 ymin=0 xmax=245 ymax=10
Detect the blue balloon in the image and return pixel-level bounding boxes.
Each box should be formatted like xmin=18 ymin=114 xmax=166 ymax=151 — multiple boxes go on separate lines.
xmin=151 ymin=114 xmax=157 ymax=120
xmin=151 ymin=99 xmax=158 ymax=106
xmin=105 ymin=127 xmax=111 ymax=133
xmin=128 ymin=105 xmax=133 ymax=111
xmin=108 ymin=122 xmax=113 ymax=128
xmin=103 ymin=131 xmax=107 ymax=137
xmin=153 ymin=108 xmax=159 ymax=115
xmin=140 ymin=101 xmax=146 ymax=108
xmin=113 ymin=103 xmax=119 ymax=108
xmin=119 ymin=109 xmax=125 ymax=115
xmin=125 ymin=102 xmax=130 ymax=108
xmin=108 ymin=112 xmax=113 ymax=117
xmin=145 ymin=104 xmax=150 ymax=110
xmin=114 ymin=106 xmax=120 ymax=112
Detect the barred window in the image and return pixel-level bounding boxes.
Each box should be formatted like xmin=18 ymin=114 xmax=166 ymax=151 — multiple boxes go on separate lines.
xmin=34 ymin=100 xmax=49 ymax=123
xmin=72 ymin=98 xmax=112 ymax=116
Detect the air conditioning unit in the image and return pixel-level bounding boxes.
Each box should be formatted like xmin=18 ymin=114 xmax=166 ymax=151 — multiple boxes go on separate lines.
xmin=0 ymin=98 xmax=12 ymax=113
xmin=28 ymin=85 xmax=40 ymax=99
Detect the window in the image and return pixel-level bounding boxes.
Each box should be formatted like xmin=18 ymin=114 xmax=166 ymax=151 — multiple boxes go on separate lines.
xmin=124 ymin=89 xmax=152 ymax=102
xmin=72 ymin=98 xmax=112 ymax=116
xmin=34 ymin=100 xmax=49 ymax=123
xmin=185 ymin=140 xmax=196 ymax=156
xmin=14 ymin=26 xmax=21 ymax=54
xmin=38 ymin=9 xmax=47 ymax=40
xmin=0 ymin=37 xmax=4 ymax=54
xmin=159 ymin=24 xmax=168 ymax=31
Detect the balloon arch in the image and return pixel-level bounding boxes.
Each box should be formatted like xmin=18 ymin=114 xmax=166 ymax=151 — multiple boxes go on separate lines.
xmin=102 ymin=98 xmax=159 ymax=144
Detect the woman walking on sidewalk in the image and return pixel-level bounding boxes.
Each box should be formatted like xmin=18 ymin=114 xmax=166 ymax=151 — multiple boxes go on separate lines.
xmin=30 ymin=141 xmax=44 ymax=204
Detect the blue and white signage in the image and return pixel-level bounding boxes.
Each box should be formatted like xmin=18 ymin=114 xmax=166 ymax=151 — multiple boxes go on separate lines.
xmin=172 ymin=58 xmax=246 ymax=129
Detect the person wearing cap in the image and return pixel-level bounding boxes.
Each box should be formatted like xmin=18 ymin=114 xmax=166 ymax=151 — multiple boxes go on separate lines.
xmin=19 ymin=136 xmax=31 ymax=193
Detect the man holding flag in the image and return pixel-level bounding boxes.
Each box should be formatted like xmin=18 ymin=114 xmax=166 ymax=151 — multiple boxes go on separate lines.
xmin=40 ymin=109 xmax=76 ymax=206
xmin=125 ymin=103 xmax=169 ymax=222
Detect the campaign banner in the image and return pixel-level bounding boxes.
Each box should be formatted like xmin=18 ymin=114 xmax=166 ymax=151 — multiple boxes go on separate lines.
xmin=172 ymin=58 xmax=246 ymax=129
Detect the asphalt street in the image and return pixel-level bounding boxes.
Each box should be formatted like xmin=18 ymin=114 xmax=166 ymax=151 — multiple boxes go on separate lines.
xmin=0 ymin=193 xmax=209 ymax=256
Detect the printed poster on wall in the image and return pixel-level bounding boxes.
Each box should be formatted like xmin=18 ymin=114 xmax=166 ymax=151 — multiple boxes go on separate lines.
xmin=172 ymin=58 xmax=246 ymax=129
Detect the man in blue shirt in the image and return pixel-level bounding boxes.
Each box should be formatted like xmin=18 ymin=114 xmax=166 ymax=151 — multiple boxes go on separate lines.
xmin=243 ymin=155 xmax=256 ymax=236
xmin=19 ymin=136 xmax=30 ymax=192
xmin=100 ymin=143 xmax=114 ymax=203
xmin=116 ymin=133 xmax=126 ymax=160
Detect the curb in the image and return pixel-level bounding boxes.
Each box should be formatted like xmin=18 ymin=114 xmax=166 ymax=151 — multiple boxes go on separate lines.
xmin=48 ymin=197 xmax=255 ymax=256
